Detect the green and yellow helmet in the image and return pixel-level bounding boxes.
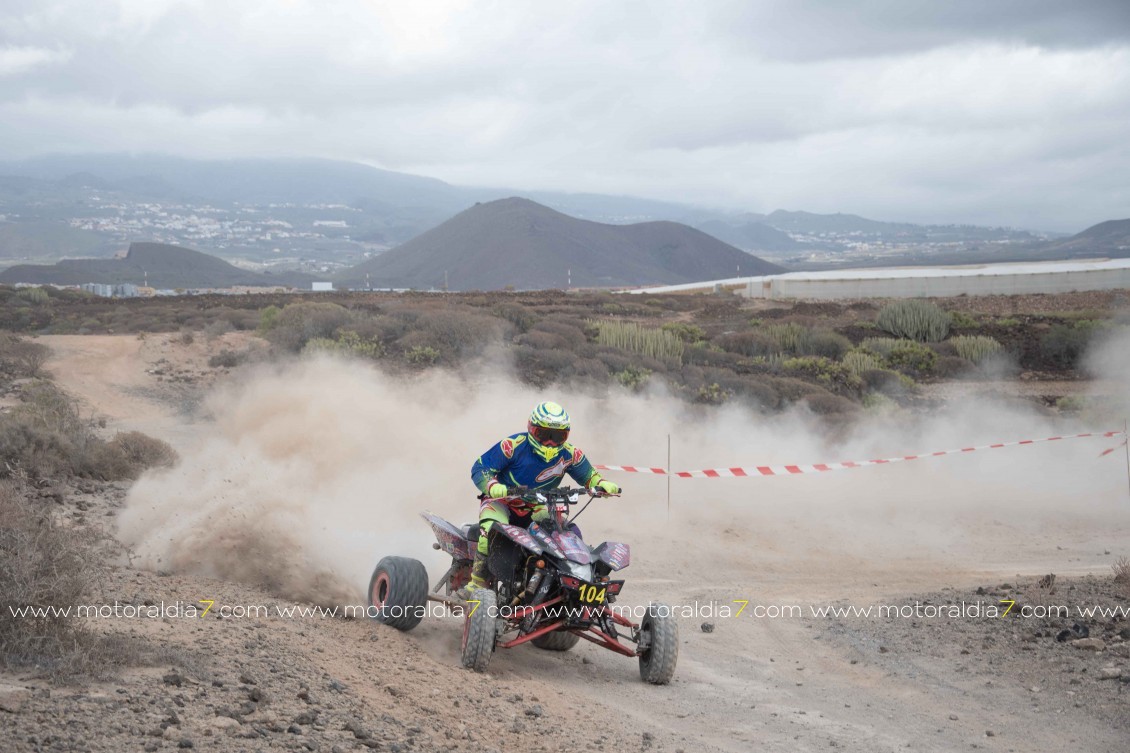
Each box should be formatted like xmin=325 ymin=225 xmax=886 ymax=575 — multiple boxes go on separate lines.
xmin=527 ymin=401 xmax=570 ymax=461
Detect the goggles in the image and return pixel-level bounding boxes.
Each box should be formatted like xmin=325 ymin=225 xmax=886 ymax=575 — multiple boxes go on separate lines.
xmin=529 ymin=424 xmax=569 ymax=447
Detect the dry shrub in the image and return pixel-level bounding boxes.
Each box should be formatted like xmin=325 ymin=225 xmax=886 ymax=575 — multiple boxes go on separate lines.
xmin=493 ymin=302 xmax=538 ymax=333
xmin=266 ymin=302 xmax=356 ymax=351
xmin=106 ymin=432 xmax=179 ymax=475
xmin=0 ymin=479 xmax=200 ymax=680
xmin=1114 ymin=556 xmax=1130 ymax=583
xmin=802 ymin=393 xmax=859 ymax=415
xmin=714 ymin=331 xmax=776 ymax=358
xmin=1 ymin=382 xmax=177 ymax=481
xmin=0 ymin=335 xmax=50 ymax=378
xmin=0 ymin=479 xmax=104 ymax=674
xmin=0 ymin=416 xmax=78 ymax=479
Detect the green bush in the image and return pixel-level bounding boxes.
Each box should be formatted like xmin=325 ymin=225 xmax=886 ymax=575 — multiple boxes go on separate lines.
xmin=842 ymin=349 xmax=883 ymax=376
xmin=805 ymin=330 xmax=852 ymax=359
xmin=1040 ymin=321 xmax=1102 ymax=369
xmin=258 ymin=304 xmax=281 ymax=333
xmin=405 ymin=345 xmax=440 ymax=367
xmin=950 ymin=335 xmax=1002 ymax=363
xmin=876 ymin=300 xmax=950 ymax=342
xmin=860 ymin=337 xmax=900 ymax=357
xmin=764 ymin=323 xmax=810 ymax=353
xmin=948 ymin=311 xmax=978 ymax=329
xmin=594 ymin=320 xmax=684 ymax=363
xmin=661 ymin=321 xmax=706 ymax=344
xmin=885 ymin=340 xmax=938 ymax=378
xmin=304 ymin=330 xmax=383 ymax=360
xmin=781 ymin=356 xmax=863 ymax=396
xmin=694 ymin=382 xmax=731 ymax=405
xmin=614 ymin=365 xmax=652 ymax=391
xmin=16 ymin=287 xmax=50 ymax=305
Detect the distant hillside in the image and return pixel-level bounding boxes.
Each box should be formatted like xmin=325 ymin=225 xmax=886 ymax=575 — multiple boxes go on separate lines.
xmin=761 ymin=209 xmax=1036 ymax=242
xmin=696 ymin=219 xmax=804 ymax=252
xmin=337 ymin=198 xmax=783 ymax=290
xmin=1043 ymin=219 xmax=1130 ymax=257
xmin=0 ymin=242 xmax=313 ymax=288
xmin=0 ymin=221 xmax=113 ymax=260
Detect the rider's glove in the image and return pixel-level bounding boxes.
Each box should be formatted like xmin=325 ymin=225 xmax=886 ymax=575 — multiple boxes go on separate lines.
xmin=487 ymin=482 xmax=508 ymax=499
xmin=597 ymin=479 xmax=620 ymax=495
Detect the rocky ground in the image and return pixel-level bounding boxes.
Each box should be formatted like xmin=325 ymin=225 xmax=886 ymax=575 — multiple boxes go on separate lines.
xmin=818 ymin=575 xmax=1130 ymax=740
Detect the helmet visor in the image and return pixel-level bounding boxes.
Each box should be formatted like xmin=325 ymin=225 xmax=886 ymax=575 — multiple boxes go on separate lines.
xmin=530 ymin=425 xmax=569 ymax=447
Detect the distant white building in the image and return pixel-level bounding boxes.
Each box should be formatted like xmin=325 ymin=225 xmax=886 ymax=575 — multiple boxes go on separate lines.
xmin=312 ymin=281 xmax=334 ymax=292
xmin=630 ymin=259 xmax=1130 ymax=300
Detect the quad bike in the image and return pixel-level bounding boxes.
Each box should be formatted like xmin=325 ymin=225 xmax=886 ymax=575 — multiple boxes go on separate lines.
xmin=367 ymin=487 xmax=678 ymax=684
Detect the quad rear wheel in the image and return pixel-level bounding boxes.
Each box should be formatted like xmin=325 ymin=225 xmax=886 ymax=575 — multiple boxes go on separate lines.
xmin=368 ymin=556 xmax=428 ymax=632
xmin=638 ymin=603 xmax=678 ymax=684
xmin=461 ymin=589 xmax=498 ymax=672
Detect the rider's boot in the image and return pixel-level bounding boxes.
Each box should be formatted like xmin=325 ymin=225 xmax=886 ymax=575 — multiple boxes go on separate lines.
xmin=455 ymin=551 xmax=489 ymax=601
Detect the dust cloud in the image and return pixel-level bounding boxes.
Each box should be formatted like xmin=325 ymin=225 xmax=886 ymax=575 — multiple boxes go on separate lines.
xmin=118 ymin=342 xmax=1130 ymax=607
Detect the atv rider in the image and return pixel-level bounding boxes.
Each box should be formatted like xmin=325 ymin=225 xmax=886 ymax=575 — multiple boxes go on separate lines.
xmin=457 ymin=401 xmax=620 ymax=600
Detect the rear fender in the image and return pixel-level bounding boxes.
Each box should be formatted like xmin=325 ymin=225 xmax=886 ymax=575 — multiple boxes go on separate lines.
xmin=421 ymin=512 xmax=475 ymax=560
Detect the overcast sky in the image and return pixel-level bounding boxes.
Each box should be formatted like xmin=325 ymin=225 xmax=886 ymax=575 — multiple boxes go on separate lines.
xmin=1 ymin=0 xmax=1128 ymax=231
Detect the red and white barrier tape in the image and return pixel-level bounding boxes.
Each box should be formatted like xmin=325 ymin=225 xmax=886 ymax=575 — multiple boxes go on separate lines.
xmin=595 ymin=430 xmax=1126 ymax=479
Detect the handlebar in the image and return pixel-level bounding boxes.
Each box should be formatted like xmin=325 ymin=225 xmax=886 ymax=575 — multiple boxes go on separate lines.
xmin=476 ymin=486 xmax=620 ymax=505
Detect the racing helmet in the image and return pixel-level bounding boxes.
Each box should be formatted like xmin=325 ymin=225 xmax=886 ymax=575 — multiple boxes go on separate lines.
xmin=527 ymin=401 xmax=570 ymax=460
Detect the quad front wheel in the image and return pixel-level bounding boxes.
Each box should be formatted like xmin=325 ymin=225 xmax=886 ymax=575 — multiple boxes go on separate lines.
xmin=638 ymin=603 xmax=678 ymax=684
xmin=368 ymin=556 xmax=428 ymax=632
xmin=461 ymin=589 xmax=498 ymax=672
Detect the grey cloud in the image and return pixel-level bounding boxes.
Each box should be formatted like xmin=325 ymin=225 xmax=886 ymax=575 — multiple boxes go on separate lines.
xmin=712 ymin=0 xmax=1130 ymax=61
xmin=0 ymin=0 xmax=1127 ymax=232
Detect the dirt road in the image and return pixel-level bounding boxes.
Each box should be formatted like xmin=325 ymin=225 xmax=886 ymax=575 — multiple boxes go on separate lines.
xmin=7 ymin=334 xmax=1126 ymax=752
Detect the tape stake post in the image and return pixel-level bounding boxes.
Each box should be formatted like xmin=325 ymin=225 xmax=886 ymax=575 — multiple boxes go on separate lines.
xmin=666 ymin=433 xmax=671 ymax=522
xmin=1124 ymin=419 xmax=1130 ymax=504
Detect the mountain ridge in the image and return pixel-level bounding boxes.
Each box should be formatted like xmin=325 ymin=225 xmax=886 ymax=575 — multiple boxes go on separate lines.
xmin=0 ymin=242 xmax=313 ymax=288
xmin=337 ymin=197 xmax=782 ymax=290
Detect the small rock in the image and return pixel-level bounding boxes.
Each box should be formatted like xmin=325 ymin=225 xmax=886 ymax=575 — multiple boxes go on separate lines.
xmin=949 ymin=715 xmax=958 ymax=721
xmin=162 ymin=672 xmax=185 ymax=687
xmin=1097 ymin=666 xmax=1122 ymax=680
xmin=985 ymin=730 xmax=995 ymax=738
xmin=212 ymin=717 xmax=241 ymax=731
xmin=700 ymin=622 xmax=715 ymax=633
xmin=248 ymin=687 xmax=268 ymax=703
xmin=1072 ymin=638 xmax=1106 ymax=651
xmin=294 ymin=710 xmax=318 ymax=725
xmin=878 ymin=646 xmax=889 ymax=654
xmin=177 ymin=740 xmax=194 ymax=749
xmin=238 ymin=672 xmax=257 ymax=685
xmin=525 ymin=704 xmax=544 ymax=718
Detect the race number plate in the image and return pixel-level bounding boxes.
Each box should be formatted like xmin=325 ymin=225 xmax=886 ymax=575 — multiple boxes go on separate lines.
xmin=575 ymin=583 xmax=607 ymax=605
